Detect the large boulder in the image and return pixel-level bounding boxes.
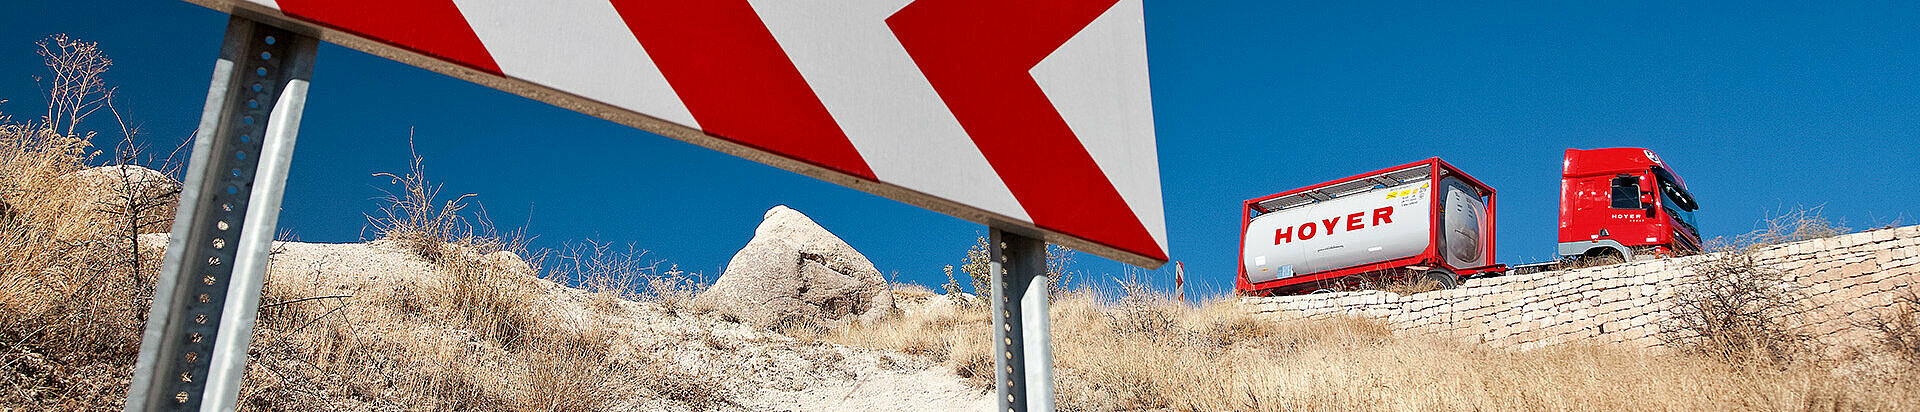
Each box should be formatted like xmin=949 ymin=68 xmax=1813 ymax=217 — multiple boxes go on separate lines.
xmin=61 ymin=165 xmax=180 ymax=234
xmin=696 ymin=205 xmax=894 ymax=327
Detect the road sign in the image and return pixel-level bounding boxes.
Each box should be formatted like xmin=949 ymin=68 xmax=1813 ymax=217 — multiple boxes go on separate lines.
xmin=185 ymin=0 xmax=1167 ymax=267
xmin=138 ymin=2 xmax=1163 ymax=410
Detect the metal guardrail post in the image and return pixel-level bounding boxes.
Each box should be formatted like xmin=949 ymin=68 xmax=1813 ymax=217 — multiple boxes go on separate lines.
xmin=125 ymin=15 xmax=314 ymax=412
xmin=991 ymin=228 xmax=1055 ymax=411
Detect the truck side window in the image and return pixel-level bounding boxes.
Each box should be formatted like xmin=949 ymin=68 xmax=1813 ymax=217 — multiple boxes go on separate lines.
xmin=1610 ymin=176 xmax=1642 ymax=209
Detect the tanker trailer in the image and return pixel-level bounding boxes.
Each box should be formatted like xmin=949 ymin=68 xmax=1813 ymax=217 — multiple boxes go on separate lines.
xmin=1237 ymin=158 xmax=1506 ymax=296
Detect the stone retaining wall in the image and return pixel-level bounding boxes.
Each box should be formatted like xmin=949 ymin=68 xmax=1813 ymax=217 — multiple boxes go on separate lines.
xmin=1243 ymin=225 xmax=1920 ymax=350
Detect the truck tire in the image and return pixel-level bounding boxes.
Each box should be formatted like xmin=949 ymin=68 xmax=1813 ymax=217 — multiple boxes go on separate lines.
xmin=1587 ymin=248 xmax=1625 ymax=264
xmin=1424 ymin=270 xmax=1460 ymax=290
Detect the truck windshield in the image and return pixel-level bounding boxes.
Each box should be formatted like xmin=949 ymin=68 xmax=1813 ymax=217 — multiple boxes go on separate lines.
xmin=1652 ymin=167 xmax=1699 ymax=236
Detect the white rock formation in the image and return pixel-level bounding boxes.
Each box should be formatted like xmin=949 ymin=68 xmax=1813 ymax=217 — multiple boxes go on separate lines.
xmin=696 ymin=205 xmax=895 ymax=327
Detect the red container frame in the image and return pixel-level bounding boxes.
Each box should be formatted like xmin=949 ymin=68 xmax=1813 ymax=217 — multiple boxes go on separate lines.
xmin=1236 ymin=158 xmax=1507 ymax=296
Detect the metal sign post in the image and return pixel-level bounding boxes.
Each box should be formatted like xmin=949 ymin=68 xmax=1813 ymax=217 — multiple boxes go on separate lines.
xmin=125 ymin=15 xmax=314 ymax=412
xmin=990 ymin=228 xmax=1055 ymax=411
xmin=1175 ymin=261 xmax=1185 ymax=304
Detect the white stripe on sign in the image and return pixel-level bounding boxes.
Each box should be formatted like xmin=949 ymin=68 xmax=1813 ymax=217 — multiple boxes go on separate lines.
xmin=1031 ymin=0 xmax=1165 ymax=252
xmin=451 ymin=0 xmax=701 ymax=130
xmin=242 ymin=0 xmax=280 ymax=9
xmin=748 ymin=0 xmax=1031 ymax=222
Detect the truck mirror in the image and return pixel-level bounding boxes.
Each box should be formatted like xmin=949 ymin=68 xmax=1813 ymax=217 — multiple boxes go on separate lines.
xmin=1641 ymin=191 xmax=1658 ymax=217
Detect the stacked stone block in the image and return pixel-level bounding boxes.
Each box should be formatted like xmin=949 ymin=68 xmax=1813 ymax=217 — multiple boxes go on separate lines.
xmin=1243 ymin=225 xmax=1920 ymax=350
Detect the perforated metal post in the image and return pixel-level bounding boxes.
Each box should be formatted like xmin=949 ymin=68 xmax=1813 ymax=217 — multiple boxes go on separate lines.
xmin=126 ymin=16 xmax=314 ymax=412
xmin=991 ymin=228 xmax=1055 ymax=411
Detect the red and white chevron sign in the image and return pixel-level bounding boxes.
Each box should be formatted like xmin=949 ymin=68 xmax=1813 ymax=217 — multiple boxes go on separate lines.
xmin=189 ymin=0 xmax=1167 ymax=266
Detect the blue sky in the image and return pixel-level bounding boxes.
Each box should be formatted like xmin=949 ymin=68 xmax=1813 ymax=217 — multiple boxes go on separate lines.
xmin=3 ymin=1 xmax=1917 ymax=300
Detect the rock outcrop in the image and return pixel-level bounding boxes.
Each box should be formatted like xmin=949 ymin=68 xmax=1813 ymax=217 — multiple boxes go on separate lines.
xmin=696 ymin=206 xmax=895 ymax=327
xmin=61 ymin=165 xmax=179 ymax=234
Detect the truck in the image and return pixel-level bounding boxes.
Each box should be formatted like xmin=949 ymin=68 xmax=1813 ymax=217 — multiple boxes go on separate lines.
xmin=1236 ymin=148 xmax=1701 ymax=296
xmin=1556 ymin=148 xmax=1702 ymax=262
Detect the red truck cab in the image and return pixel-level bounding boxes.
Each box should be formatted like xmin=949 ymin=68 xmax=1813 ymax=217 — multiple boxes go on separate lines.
xmin=1558 ymin=148 xmax=1702 ymax=261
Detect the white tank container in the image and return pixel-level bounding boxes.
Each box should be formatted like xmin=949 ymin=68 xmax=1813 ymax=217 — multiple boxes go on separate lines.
xmin=1241 ymin=177 xmax=1489 ymax=284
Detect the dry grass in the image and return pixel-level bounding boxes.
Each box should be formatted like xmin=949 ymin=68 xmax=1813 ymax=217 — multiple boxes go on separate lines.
xmin=822 ymin=298 xmax=997 ymax=387
xmin=830 ymin=277 xmax=1920 ymax=411
xmin=367 ymin=134 xmax=490 ymax=263
xmin=3 ymin=32 xmax=737 ymax=407
xmin=2 ymin=101 xmax=733 ymax=411
xmin=224 ymin=147 xmax=736 ymax=410
xmin=0 ymin=35 xmax=172 ymax=409
xmin=1555 ymin=253 xmax=1627 ymax=270
xmin=544 ymin=239 xmax=709 ymax=316
xmin=1349 ymin=271 xmax=1449 ymax=295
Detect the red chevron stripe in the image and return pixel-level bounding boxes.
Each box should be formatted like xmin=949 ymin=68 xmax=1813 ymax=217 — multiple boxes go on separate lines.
xmin=888 ymin=0 xmax=1164 ymax=260
xmin=275 ymin=0 xmax=500 ymax=74
xmin=609 ymin=0 xmax=876 ymax=180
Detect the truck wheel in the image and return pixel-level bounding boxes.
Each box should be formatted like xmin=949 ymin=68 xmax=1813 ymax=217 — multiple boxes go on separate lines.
xmin=1424 ymin=270 xmax=1460 ymax=289
xmin=1587 ymin=248 xmax=1625 ymax=264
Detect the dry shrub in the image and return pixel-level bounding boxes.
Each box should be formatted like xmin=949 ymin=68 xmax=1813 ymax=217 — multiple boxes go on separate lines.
xmin=1711 ymin=206 xmax=1850 ymax=252
xmin=1104 ymin=276 xmax=1180 ymax=338
xmin=1859 ymin=286 xmax=1920 ymax=370
xmin=955 ymin=235 xmax=1077 ymax=302
xmin=1660 ymin=252 xmax=1813 ymax=369
xmin=366 ymin=142 xmax=548 ymax=349
xmin=367 ymin=135 xmax=483 ymax=263
xmin=544 ymin=239 xmax=710 ymax=317
xmin=939 ymin=264 xmax=968 ymax=298
xmin=548 ymin=239 xmax=650 ymax=310
xmin=1656 ymin=207 xmax=1850 ymax=369
xmin=36 ymin=34 xmax=115 ymax=138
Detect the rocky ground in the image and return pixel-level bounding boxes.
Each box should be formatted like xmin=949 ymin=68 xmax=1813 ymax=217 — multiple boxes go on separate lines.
xmin=158 ymin=233 xmax=994 ymax=411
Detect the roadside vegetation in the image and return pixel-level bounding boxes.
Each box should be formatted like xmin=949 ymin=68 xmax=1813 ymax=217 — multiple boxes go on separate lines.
xmin=0 ymin=35 xmax=731 ymax=410
xmin=235 ymin=142 xmax=731 ymax=410
xmin=1 ymin=34 xmax=174 ymax=408
xmin=828 ymin=278 xmax=1919 ymax=411
xmin=824 ymin=206 xmax=1920 ymax=411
